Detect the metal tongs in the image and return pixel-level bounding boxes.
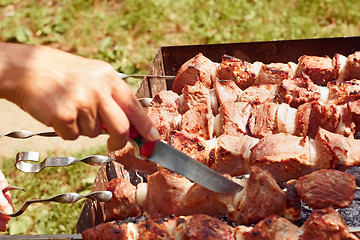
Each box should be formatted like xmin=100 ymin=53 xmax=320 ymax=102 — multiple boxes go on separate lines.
xmin=1 ymin=186 xmax=112 ymax=217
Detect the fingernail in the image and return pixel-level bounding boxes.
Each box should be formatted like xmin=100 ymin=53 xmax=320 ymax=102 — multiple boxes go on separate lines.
xmin=149 ymin=127 xmax=160 ymax=141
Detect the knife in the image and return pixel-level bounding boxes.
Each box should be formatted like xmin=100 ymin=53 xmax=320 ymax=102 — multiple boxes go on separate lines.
xmin=130 ymin=127 xmax=244 ymax=194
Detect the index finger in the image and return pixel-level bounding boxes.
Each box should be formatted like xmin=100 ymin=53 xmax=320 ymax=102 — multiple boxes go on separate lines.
xmin=112 ymin=79 xmax=159 ymax=142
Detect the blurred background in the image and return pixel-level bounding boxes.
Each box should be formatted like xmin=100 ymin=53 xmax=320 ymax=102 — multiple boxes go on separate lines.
xmin=0 ymin=0 xmax=359 ymax=235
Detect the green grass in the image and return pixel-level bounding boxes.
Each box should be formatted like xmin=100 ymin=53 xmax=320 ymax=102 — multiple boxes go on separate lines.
xmin=0 ymin=144 xmax=107 ymax=235
xmin=0 ymin=0 xmax=360 ymax=235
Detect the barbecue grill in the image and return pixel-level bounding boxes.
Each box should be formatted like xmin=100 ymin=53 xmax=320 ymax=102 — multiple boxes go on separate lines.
xmin=77 ymin=36 xmax=360 ymax=236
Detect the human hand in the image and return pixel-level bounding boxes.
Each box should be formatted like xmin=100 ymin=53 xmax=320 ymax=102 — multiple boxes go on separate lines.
xmin=0 ymin=170 xmax=12 ymax=232
xmin=0 ymin=43 xmax=159 ymax=150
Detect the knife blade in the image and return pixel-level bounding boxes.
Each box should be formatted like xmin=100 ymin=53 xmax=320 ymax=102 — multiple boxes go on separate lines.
xmin=145 ymin=140 xmax=244 ymax=194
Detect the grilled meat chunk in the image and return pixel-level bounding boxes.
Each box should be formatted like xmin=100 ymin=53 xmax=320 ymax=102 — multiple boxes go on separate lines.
xmin=104 ymin=178 xmax=142 ymax=222
xmin=103 ymin=166 xmax=285 ymax=226
xmin=172 ymin=53 xmax=218 ymax=94
xmin=211 ymin=134 xmax=259 ymax=176
xmin=301 ymin=208 xmax=359 ymax=240
xmin=250 ymin=133 xmax=333 ymax=182
xmin=242 ymin=215 xmax=300 ymax=240
xmin=229 ymin=166 xmax=285 ymax=225
xmin=180 ymin=105 xmax=214 ymax=140
xmin=248 ymin=101 xmax=279 ymax=138
xmin=316 ymin=128 xmax=360 ymax=167
xmin=144 ymin=169 xmax=194 ymax=219
xmin=217 ymin=55 xmax=257 ymax=90
xmin=213 ymin=79 xmax=243 ymax=106
xmin=218 ymin=102 xmax=252 ymax=136
xmin=295 ymin=55 xmax=334 ymax=85
xmin=295 ymin=169 xmax=356 ymax=209
xmin=239 ymin=84 xmax=279 ymax=104
xmin=147 ymin=106 xmax=181 ymax=142
xmin=151 ymin=90 xmax=179 ymax=111
xmin=295 ymin=100 xmax=340 ymax=138
xmin=178 ymin=82 xmax=212 ymax=114
xmin=279 ymin=76 xmax=321 ymax=108
xmin=327 ymin=79 xmax=360 ymax=105
xmin=337 ymin=51 xmax=360 ymax=82
xmin=109 ymin=142 xmax=158 ymax=174
xmin=171 ymin=131 xmax=213 ymax=166
xmin=255 ymin=63 xmax=294 ymax=85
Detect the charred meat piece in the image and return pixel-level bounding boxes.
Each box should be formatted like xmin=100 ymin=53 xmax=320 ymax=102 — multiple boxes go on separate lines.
xmin=327 ymin=79 xmax=360 ymax=105
xmin=295 ymin=55 xmax=334 ymax=86
xmin=147 ymin=106 xmax=181 ymax=142
xmin=316 ymin=128 xmax=360 ymax=167
xmin=109 ymin=142 xmax=158 ymax=174
xmin=337 ymin=51 xmax=360 ymax=82
xmin=284 ymin=179 xmax=301 ymax=223
xmin=150 ymin=90 xmax=179 ymax=111
xmin=213 ymin=79 xmax=243 ymax=106
xmin=211 ymin=134 xmax=259 ymax=176
xmin=180 ymin=105 xmax=214 ymax=140
xmin=295 ymin=100 xmax=340 ymax=138
xmin=250 ymin=133 xmax=333 ymax=182
xmin=239 ymin=84 xmax=279 ymax=104
xmin=172 ymin=53 xmax=218 ymax=94
xmin=171 ymin=131 xmax=213 ymax=166
xmin=218 ymin=102 xmax=252 ymax=136
xmin=242 ymin=215 xmax=300 ymax=240
xmin=295 ymin=169 xmax=356 ymax=209
xmin=255 ymin=63 xmax=294 ymax=85
xmin=248 ymin=101 xmax=279 ymax=138
xmin=144 ymin=169 xmax=194 ymax=219
xmin=229 ymin=166 xmax=285 ymax=225
xmin=82 ymin=214 xmax=237 ymax=240
xmin=301 ymin=208 xmax=359 ymax=240
xmin=333 ymin=53 xmax=348 ymax=80
xmin=279 ymin=76 xmax=321 ymax=108
xmin=103 ymin=166 xmax=285 ymax=226
xmin=178 ymin=82 xmax=212 ymax=114
xmin=217 ymin=55 xmax=257 ymax=90
xmin=104 ymin=178 xmax=143 ymax=222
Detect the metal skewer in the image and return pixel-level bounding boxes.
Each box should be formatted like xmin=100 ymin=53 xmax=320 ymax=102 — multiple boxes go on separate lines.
xmin=15 ymin=151 xmax=113 ymax=173
xmin=0 ymin=187 xmax=112 ymax=217
xmin=117 ymin=72 xmax=175 ymax=80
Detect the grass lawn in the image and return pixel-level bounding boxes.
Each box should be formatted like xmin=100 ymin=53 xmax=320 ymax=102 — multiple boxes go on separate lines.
xmin=0 ymin=0 xmax=360 ymax=235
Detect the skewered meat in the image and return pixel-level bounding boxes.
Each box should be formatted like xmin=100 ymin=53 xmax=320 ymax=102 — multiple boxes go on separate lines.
xmin=295 ymin=169 xmax=356 ymax=209
xmin=172 ymin=53 xmax=218 ymax=94
xmin=178 ymin=81 xmax=212 ymax=114
xmin=213 ymin=79 xmax=243 ymax=106
xmin=255 ymin=62 xmax=295 ymax=85
xmin=238 ymin=84 xmax=279 ymax=104
xmin=249 ymin=132 xmax=333 ymax=182
xmin=217 ymin=55 xmax=257 ymax=90
xmin=295 ymin=100 xmax=340 ymax=138
xmin=336 ymin=51 xmax=360 ymax=82
xmin=150 ymin=90 xmax=179 ymax=111
xmin=242 ymin=215 xmax=300 ymax=240
xmin=316 ymin=128 xmax=360 ymax=167
xmin=327 ymin=79 xmax=360 ymax=105
xmin=147 ymin=106 xmax=181 ymax=142
xmin=279 ymin=76 xmax=322 ymax=108
xmin=210 ymin=134 xmax=259 ymax=176
xmin=103 ymin=167 xmax=285 ymax=226
xmin=248 ymin=101 xmax=278 ymax=138
xmin=217 ymin=102 xmax=251 ymax=136
xmin=294 ymin=55 xmax=334 ymax=86
xmin=170 ymin=131 xmax=214 ymax=166
xmin=301 ymin=207 xmax=359 ymax=240
xmin=180 ymin=105 xmax=214 ymax=140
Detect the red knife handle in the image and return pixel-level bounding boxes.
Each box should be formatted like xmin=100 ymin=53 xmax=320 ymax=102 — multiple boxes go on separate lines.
xmin=103 ymin=124 xmax=156 ymax=158
xmin=129 ymin=126 xmax=157 ymax=158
